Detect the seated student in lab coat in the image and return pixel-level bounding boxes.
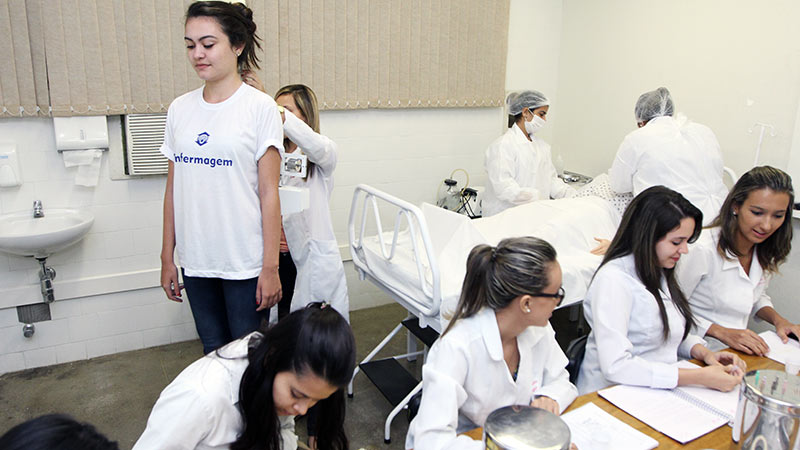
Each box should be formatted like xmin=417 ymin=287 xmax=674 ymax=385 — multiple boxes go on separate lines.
xmin=406 ymin=236 xmax=578 ymax=450
xmin=133 ymin=304 xmax=355 ymax=450
xmin=482 ymin=90 xmax=575 ymax=217
xmin=608 ymin=87 xmax=728 ymax=226
xmin=577 ymin=186 xmax=746 ymax=395
xmin=677 ymin=166 xmax=800 ymax=355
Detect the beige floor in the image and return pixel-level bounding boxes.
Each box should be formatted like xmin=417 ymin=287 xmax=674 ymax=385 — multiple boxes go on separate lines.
xmin=0 ymin=303 xmax=416 ymax=450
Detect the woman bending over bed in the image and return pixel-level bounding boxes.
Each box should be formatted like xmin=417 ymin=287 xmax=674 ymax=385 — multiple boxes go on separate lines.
xmin=577 ymin=186 xmax=745 ymax=395
xmin=406 ymin=237 xmax=577 ymax=450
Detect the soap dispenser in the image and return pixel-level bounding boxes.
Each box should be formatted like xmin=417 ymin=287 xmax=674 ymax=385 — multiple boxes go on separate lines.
xmin=0 ymin=143 xmax=21 ymax=187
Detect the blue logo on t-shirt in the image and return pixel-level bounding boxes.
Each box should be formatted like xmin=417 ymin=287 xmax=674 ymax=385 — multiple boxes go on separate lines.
xmin=195 ymin=132 xmax=210 ymax=146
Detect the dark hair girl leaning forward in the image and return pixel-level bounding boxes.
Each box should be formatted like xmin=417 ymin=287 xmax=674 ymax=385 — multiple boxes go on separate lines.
xmin=159 ymin=1 xmax=284 ymax=355
xmin=133 ymin=303 xmax=356 ymax=450
xmin=678 ymin=166 xmax=799 ymax=355
xmin=406 ymin=237 xmax=577 ymax=450
xmin=577 ymin=186 xmax=745 ymax=395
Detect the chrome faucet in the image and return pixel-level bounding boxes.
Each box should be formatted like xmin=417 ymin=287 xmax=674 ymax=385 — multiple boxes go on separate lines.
xmin=33 ymin=200 xmax=43 ymax=218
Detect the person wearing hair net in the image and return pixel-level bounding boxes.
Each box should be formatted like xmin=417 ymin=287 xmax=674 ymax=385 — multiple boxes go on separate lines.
xmin=482 ymin=90 xmax=574 ymax=217
xmin=608 ymin=87 xmax=727 ymax=225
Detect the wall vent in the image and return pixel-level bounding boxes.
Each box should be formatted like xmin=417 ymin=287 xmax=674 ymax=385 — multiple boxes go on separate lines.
xmin=124 ymin=113 xmax=168 ymax=175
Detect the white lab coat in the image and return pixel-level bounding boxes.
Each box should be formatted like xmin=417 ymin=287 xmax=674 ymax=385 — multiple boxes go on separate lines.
xmin=405 ymin=307 xmax=577 ymax=450
xmin=676 ymin=227 xmax=773 ymax=350
xmin=483 ymin=125 xmax=573 ymax=217
xmin=577 ymin=255 xmax=706 ymax=395
xmin=133 ymin=333 xmax=297 ymax=450
xmin=281 ymin=111 xmax=349 ymax=319
xmin=608 ymin=115 xmax=728 ymax=226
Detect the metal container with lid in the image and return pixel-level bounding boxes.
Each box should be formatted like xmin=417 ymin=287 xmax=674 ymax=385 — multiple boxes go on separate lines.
xmin=484 ymin=405 xmax=571 ymax=450
xmin=732 ymin=369 xmax=800 ymax=449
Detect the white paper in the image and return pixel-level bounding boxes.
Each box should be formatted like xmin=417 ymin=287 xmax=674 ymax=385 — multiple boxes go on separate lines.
xmin=599 ymin=384 xmax=728 ymax=444
xmin=62 ymin=149 xmax=103 ymax=186
xmin=760 ymin=330 xmax=800 ymax=365
xmin=674 ymin=360 xmax=740 ymax=421
xmin=561 ymin=402 xmax=658 ymax=450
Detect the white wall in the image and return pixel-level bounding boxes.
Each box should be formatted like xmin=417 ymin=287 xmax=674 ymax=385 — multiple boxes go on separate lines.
xmin=550 ymin=0 xmax=800 ymax=332
xmin=553 ymin=0 xmax=800 ymax=179
xmin=0 ymin=117 xmax=199 ymax=374
xmin=0 ymin=0 xmax=549 ymax=374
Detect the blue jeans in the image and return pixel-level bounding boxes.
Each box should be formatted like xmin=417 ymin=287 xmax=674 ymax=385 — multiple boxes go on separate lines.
xmin=182 ymin=269 xmax=267 ymax=354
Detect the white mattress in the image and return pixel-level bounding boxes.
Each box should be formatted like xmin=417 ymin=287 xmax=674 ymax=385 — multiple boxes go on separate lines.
xmin=361 ymin=196 xmax=621 ymax=331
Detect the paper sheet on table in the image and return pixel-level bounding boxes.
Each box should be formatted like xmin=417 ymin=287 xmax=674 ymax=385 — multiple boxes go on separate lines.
xmin=674 ymin=360 xmax=740 ymax=421
xmin=599 ymin=383 xmax=728 ymax=444
xmin=760 ymin=330 xmax=800 ymax=364
xmin=561 ymin=402 xmax=658 ymax=450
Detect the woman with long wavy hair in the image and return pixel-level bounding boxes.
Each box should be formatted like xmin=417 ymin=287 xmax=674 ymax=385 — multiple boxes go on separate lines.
xmin=678 ymin=166 xmax=799 ymax=356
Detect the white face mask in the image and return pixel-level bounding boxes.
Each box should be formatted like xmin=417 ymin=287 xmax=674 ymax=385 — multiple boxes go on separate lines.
xmin=525 ymin=114 xmax=546 ymax=135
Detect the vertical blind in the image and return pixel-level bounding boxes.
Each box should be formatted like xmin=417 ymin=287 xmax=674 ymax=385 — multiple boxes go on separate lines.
xmin=1 ymin=0 xmax=509 ymax=117
xmin=0 ymin=0 xmax=49 ymax=117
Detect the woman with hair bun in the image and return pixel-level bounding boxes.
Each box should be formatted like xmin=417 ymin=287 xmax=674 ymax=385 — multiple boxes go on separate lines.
xmin=406 ymin=237 xmax=577 ymax=450
xmin=159 ymin=1 xmax=284 ymax=354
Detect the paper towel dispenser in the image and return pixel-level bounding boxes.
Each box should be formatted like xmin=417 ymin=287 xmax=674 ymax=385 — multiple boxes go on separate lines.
xmin=53 ymin=116 xmax=109 ymax=151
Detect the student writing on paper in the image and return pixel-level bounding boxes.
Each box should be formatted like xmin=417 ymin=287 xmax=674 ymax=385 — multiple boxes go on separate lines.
xmin=678 ymin=166 xmax=800 ymax=356
xmin=577 ymin=187 xmax=746 ymax=395
xmin=406 ymin=237 xmax=578 ymax=450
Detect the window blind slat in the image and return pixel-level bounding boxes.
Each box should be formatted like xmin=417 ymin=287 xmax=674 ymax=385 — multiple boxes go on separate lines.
xmin=7 ymin=0 xmax=509 ymax=116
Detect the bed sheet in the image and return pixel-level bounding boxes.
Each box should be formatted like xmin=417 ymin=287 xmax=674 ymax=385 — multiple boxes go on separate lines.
xmin=360 ymin=195 xmax=621 ymax=331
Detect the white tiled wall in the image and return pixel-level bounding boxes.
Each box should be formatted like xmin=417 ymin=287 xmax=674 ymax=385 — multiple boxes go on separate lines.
xmin=0 ymin=105 xmax=505 ymax=375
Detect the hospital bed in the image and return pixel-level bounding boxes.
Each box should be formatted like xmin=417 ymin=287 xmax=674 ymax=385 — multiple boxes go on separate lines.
xmin=347 ymin=183 xmax=623 ymax=442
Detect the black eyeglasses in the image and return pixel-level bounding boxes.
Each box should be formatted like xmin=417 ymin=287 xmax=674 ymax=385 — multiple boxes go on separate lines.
xmin=532 ymin=287 xmax=565 ymax=307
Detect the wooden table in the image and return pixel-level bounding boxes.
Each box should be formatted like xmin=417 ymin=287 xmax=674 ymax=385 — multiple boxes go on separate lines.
xmin=464 ymin=351 xmax=782 ymax=449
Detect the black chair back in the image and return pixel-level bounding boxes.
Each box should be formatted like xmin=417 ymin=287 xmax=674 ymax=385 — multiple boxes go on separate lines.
xmin=565 ymin=334 xmax=588 ymax=384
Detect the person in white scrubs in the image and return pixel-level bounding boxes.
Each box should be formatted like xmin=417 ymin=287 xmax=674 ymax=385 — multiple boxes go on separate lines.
xmin=406 ymin=236 xmax=577 ymax=450
xmin=608 ymin=87 xmax=728 ymax=226
xmin=273 ymin=84 xmax=349 ymax=320
xmin=678 ymin=166 xmax=800 ymax=355
xmin=577 ymin=186 xmax=745 ymax=395
xmin=133 ymin=304 xmax=355 ymax=450
xmin=238 ymin=78 xmax=350 ymax=324
xmin=482 ymin=90 xmax=574 ymax=217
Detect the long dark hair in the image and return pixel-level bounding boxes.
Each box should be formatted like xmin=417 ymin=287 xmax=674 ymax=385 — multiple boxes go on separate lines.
xmin=231 ymin=303 xmax=356 ymax=450
xmin=599 ymin=186 xmax=702 ymax=340
xmin=0 ymin=414 xmax=118 ymax=450
xmin=444 ymin=236 xmax=557 ymax=335
xmin=710 ymin=165 xmax=794 ymax=273
xmin=186 ymin=1 xmax=262 ymax=73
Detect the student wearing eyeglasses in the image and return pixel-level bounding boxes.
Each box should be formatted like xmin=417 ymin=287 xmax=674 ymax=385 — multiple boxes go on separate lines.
xmin=406 ymin=237 xmax=576 ymax=450
xmin=577 ymin=186 xmax=746 ymax=395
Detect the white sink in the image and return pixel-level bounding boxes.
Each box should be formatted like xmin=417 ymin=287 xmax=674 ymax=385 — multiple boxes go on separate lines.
xmin=0 ymin=209 xmax=94 ymax=258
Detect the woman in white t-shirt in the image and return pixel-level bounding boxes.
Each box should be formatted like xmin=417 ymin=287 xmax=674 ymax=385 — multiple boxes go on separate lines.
xmin=160 ymin=1 xmax=284 ymax=354
xmin=677 ymin=166 xmax=800 ymax=355
xmin=577 ymin=186 xmax=745 ymax=395
xmin=406 ymin=237 xmax=577 ymax=450
xmin=133 ymin=303 xmax=356 ymax=450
